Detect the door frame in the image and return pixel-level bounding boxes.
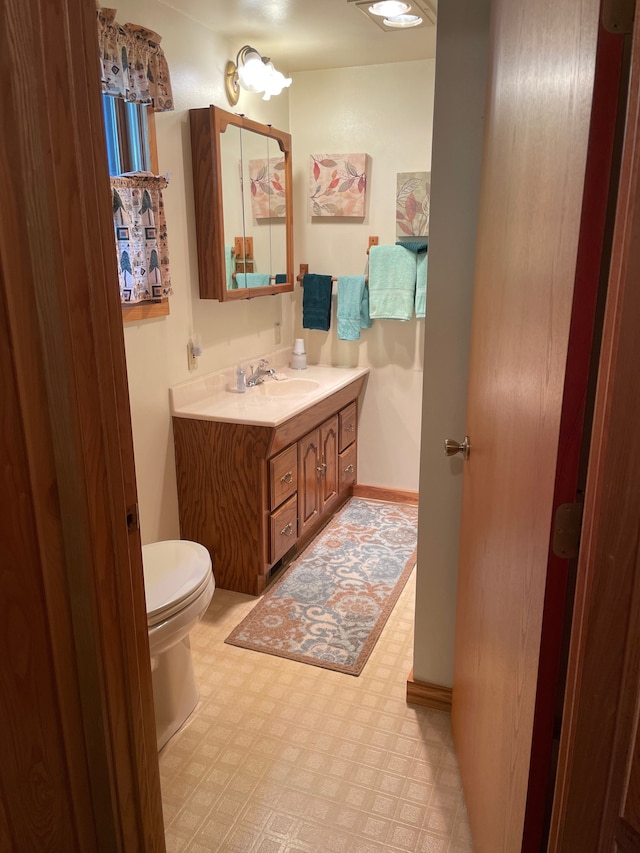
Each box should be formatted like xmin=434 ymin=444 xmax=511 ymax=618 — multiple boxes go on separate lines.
xmin=549 ymin=4 xmax=640 ymax=849
xmin=1 ymin=0 xmax=164 ymax=847
xmin=5 ymin=0 xmax=640 ymax=848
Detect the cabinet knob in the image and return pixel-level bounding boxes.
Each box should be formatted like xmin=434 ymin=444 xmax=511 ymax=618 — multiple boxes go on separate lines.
xmin=280 ymin=522 xmax=293 ymax=536
xmin=344 ymin=464 xmax=354 ymax=474
xmin=345 ymin=423 xmax=354 ymax=432
xmin=280 ymin=471 xmax=293 ymax=485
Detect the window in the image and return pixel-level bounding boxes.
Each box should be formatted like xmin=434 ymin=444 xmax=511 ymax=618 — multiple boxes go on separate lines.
xmin=102 ymin=97 xmax=168 ymax=321
xmin=102 ymin=95 xmax=153 ymax=175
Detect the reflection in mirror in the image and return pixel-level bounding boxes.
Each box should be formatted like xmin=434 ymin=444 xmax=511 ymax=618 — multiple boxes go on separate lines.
xmin=219 ymin=123 xmax=242 ymax=290
xmin=189 ymin=106 xmax=293 ymax=301
xmin=231 ymin=132 xmax=288 ymax=290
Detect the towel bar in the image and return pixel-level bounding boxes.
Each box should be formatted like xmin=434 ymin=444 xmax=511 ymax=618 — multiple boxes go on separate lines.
xmin=297 ymin=235 xmax=378 ymax=285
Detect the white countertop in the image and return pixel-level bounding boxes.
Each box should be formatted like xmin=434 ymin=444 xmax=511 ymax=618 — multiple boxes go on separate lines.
xmin=170 ymin=361 xmax=369 ymax=427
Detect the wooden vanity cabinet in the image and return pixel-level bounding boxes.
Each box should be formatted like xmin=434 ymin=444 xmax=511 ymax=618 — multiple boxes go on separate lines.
xmin=172 ymin=376 xmax=365 ymax=595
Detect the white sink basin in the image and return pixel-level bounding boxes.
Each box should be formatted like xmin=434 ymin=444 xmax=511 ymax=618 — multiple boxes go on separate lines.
xmin=260 ymin=378 xmax=320 ymax=396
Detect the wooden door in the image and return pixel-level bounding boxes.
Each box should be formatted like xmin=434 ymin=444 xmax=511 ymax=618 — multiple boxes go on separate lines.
xmin=451 ymin=0 xmax=607 ymax=850
xmin=298 ymin=430 xmax=320 ymax=536
xmin=319 ymin=416 xmax=339 ymax=513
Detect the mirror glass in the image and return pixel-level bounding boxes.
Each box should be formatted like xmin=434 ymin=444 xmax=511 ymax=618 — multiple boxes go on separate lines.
xmin=190 ymin=106 xmax=293 ymax=301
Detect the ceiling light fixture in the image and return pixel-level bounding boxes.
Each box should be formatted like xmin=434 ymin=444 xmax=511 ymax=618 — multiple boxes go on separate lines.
xmin=368 ymin=1 xmax=411 ymax=17
xmin=225 ymin=45 xmax=292 ymax=106
xmin=384 ymin=13 xmax=423 ymax=27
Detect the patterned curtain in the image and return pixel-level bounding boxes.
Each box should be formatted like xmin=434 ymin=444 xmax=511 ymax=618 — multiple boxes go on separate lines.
xmin=111 ymin=175 xmax=172 ymax=303
xmin=97 ymin=6 xmax=173 ymax=111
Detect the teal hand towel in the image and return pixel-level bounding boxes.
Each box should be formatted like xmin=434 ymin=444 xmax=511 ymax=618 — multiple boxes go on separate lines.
xmin=275 ymin=273 xmax=287 ymax=284
xmin=415 ymin=252 xmax=428 ymax=319
xmin=303 ymin=274 xmax=333 ymax=331
xmin=368 ymin=245 xmax=417 ymax=320
xmin=235 ymin=272 xmax=270 ymax=288
xmin=337 ymin=276 xmax=370 ymax=340
xmin=225 ymin=246 xmax=235 ymax=290
xmin=396 ymin=239 xmax=428 ymax=254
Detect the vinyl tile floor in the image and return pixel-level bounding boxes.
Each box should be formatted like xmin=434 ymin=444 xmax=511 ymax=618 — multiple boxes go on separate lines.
xmin=158 ymin=571 xmax=473 ymax=853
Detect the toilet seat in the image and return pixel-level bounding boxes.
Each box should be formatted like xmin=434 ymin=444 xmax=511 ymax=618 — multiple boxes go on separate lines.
xmin=142 ymin=540 xmax=212 ymax=627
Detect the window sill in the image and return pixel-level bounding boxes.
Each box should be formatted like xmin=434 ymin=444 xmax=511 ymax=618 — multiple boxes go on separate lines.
xmin=122 ymin=299 xmax=170 ymax=323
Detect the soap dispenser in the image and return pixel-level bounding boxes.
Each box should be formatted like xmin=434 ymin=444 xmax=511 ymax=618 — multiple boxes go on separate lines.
xmin=236 ymin=364 xmax=246 ymax=393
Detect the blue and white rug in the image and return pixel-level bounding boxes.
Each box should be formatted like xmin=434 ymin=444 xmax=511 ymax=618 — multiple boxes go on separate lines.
xmin=225 ymin=498 xmax=418 ymax=675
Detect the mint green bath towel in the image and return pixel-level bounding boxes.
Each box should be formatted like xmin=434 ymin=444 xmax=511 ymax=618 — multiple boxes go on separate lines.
xmin=368 ymin=245 xmax=416 ymax=320
xmin=415 ymin=252 xmax=428 ymax=319
xmin=235 ymin=272 xmax=271 ymax=288
xmin=225 ymin=246 xmax=235 ymax=290
xmin=337 ymin=276 xmax=371 ymax=340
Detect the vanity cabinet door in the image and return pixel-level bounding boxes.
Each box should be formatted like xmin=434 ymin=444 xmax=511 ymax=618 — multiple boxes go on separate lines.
xmin=297 ymin=415 xmax=340 ymax=538
xmin=319 ymin=415 xmax=339 ymax=514
xmin=298 ymin=429 xmax=320 ymax=537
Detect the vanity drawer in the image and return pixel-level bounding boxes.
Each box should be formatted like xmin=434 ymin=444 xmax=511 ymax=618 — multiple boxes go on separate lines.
xmin=339 ymin=402 xmax=357 ymax=452
xmin=269 ymin=444 xmax=298 ymax=509
xmin=339 ymin=443 xmax=357 ymax=493
xmin=270 ymin=495 xmax=298 ymax=563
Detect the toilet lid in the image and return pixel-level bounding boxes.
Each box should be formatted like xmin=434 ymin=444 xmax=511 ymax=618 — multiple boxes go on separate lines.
xmin=142 ymin=540 xmax=213 ymax=626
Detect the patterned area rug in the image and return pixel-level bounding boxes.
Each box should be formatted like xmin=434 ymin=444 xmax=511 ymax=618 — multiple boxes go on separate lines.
xmin=225 ymin=498 xmax=418 ymax=675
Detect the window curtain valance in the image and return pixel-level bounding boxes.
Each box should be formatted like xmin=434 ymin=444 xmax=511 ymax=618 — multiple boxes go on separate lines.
xmin=97 ymin=6 xmax=173 ymax=111
xmin=111 ymin=174 xmax=173 ymax=304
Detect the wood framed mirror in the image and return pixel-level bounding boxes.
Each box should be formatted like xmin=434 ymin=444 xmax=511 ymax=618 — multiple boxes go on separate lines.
xmin=189 ymin=106 xmax=294 ymax=301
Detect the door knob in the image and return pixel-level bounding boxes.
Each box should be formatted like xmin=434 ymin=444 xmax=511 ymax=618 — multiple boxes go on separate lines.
xmin=444 ymin=436 xmax=470 ymax=460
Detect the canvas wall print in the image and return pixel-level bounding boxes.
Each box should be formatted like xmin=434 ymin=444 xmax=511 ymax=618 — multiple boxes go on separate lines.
xmin=396 ymin=171 xmax=430 ymax=237
xmin=309 ymin=153 xmax=367 ymax=217
xmin=248 ymin=157 xmax=287 ymax=219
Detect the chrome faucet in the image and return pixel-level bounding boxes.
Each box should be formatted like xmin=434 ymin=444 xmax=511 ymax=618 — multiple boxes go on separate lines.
xmin=246 ymin=358 xmax=275 ymax=387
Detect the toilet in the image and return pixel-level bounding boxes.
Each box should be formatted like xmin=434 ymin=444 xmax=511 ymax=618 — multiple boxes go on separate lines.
xmin=142 ymin=539 xmax=215 ymax=750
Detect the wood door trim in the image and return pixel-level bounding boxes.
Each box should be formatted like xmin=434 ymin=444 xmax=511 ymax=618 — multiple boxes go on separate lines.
xmin=548 ymin=7 xmax=640 ymax=850
xmin=0 ymin=0 xmax=165 ymax=846
xmin=616 ymin=816 xmax=640 ymax=853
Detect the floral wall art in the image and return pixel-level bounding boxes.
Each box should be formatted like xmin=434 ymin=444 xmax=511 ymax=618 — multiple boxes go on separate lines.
xmin=248 ymin=157 xmax=287 ymax=219
xmin=309 ymin=153 xmax=368 ymax=217
xmin=396 ymin=171 xmax=430 ymax=238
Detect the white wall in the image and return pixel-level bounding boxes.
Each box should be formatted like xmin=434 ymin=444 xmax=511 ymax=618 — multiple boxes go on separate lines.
xmin=412 ymin=1 xmax=491 ymax=687
xmin=289 ymin=62 xmax=435 ymax=491
xmin=114 ymin=0 xmax=292 ymax=543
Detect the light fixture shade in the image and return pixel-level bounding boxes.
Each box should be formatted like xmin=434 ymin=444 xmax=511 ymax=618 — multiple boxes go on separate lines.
xmin=368 ymin=1 xmax=411 ymax=16
xmin=237 ymin=50 xmax=267 ymax=92
xmin=225 ymin=44 xmax=292 ymax=106
xmin=261 ymin=66 xmax=292 ymax=101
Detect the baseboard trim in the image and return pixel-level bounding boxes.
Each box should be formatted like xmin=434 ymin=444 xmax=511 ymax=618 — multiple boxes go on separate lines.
xmin=406 ymin=669 xmax=452 ymax=711
xmin=352 ymin=485 xmax=419 ymax=505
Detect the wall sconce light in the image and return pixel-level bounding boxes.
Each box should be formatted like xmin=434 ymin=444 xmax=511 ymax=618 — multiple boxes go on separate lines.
xmin=225 ymin=45 xmax=292 ymax=106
